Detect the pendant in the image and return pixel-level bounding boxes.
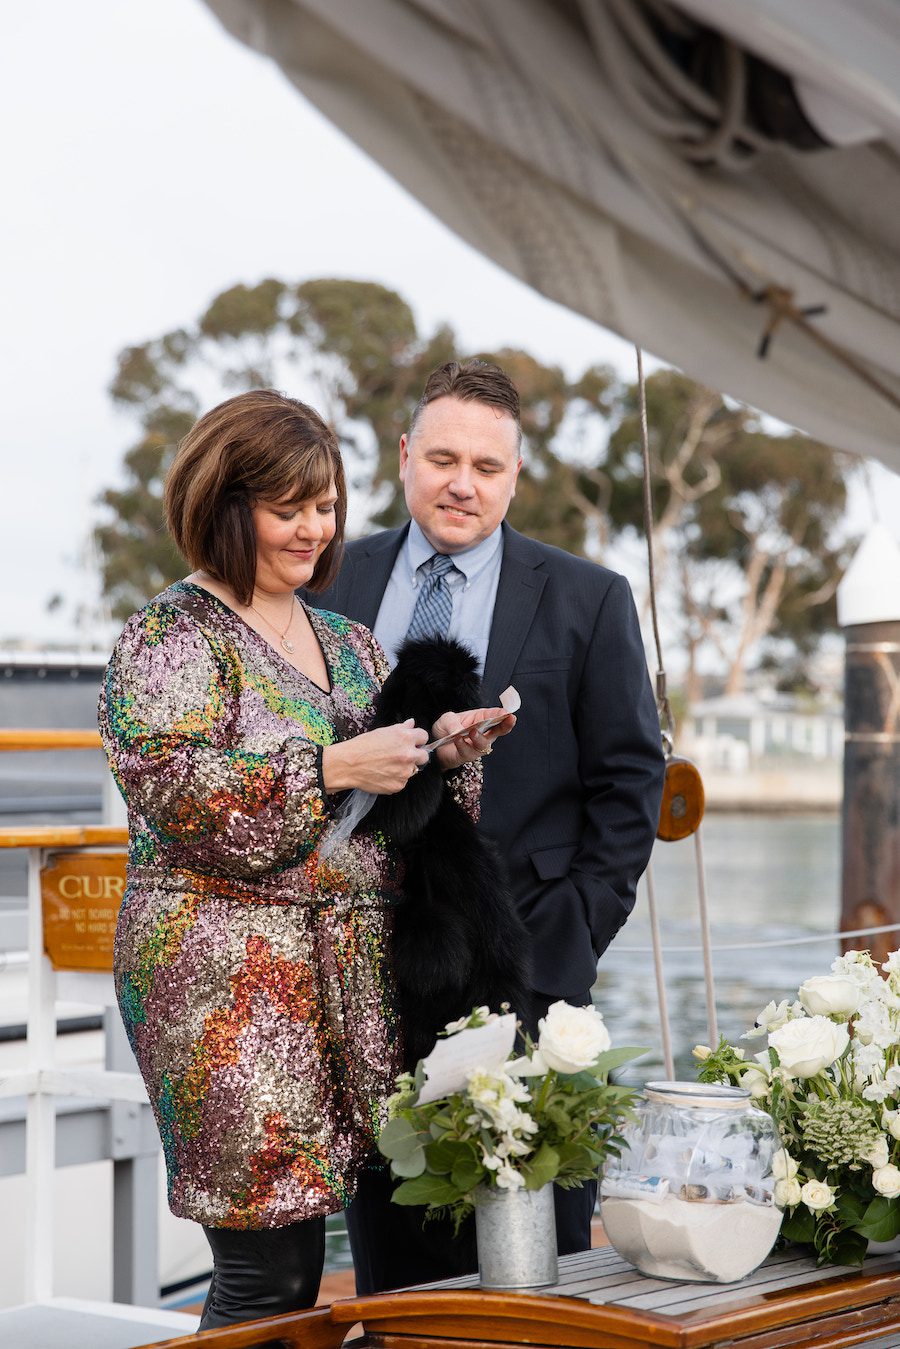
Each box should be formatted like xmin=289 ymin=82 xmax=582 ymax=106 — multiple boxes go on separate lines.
xmin=281 ymin=637 xmax=295 ymax=653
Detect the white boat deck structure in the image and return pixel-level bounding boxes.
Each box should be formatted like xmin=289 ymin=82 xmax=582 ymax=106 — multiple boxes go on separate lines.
xmin=0 ymin=1299 xmax=197 ymax=1348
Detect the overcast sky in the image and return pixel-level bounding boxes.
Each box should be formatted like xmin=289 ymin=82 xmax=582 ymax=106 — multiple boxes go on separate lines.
xmin=2 ymin=0 xmax=896 ymax=649
xmin=2 ymin=0 xmax=640 ymax=648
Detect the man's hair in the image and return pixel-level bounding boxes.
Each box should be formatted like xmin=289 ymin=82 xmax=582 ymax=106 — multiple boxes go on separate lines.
xmin=164 ymin=389 xmax=346 ymax=605
xmin=409 ymin=359 xmax=522 ymax=446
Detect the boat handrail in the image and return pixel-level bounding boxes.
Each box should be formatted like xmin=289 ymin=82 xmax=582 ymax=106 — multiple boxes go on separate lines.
xmin=0 ymin=728 xmax=102 ymax=750
xmin=0 ymin=727 xmax=126 ymax=844
xmin=0 ymin=825 xmax=127 ymax=848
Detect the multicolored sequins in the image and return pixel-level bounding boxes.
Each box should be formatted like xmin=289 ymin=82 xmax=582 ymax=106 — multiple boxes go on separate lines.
xmin=98 ymin=582 xmax=408 ymax=1228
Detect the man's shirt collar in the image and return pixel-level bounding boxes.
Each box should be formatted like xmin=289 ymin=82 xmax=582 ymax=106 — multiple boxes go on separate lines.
xmin=405 ymin=519 xmax=503 ymax=587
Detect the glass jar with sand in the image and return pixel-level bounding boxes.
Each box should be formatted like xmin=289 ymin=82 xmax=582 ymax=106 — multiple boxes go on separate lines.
xmin=601 ymin=1081 xmax=783 ymax=1283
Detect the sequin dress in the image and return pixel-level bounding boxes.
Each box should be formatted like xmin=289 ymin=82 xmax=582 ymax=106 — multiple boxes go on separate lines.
xmin=98 ymin=580 xmax=479 ymax=1229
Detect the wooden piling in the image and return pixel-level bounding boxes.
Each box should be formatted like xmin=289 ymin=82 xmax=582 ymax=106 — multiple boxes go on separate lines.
xmin=841 ymin=621 xmax=900 ymax=964
xmin=838 ymin=526 xmax=900 ymax=966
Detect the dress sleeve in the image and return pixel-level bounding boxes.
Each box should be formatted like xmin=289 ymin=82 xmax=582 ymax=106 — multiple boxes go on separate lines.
xmin=98 ymin=603 xmax=330 ymax=877
xmin=446 ymin=760 xmax=482 ymax=823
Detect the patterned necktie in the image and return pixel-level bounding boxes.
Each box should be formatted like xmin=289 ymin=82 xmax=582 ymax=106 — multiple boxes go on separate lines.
xmin=405 ymin=553 xmax=458 ymax=641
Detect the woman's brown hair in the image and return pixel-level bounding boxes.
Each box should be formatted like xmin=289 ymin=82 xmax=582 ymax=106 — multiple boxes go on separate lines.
xmin=164 ymin=390 xmax=346 ymax=603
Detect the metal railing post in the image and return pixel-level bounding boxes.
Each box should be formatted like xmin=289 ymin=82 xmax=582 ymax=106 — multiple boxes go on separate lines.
xmin=102 ymin=765 xmax=128 ymax=828
xmin=107 ymin=1013 xmax=159 ymax=1305
xmin=24 ymin=847 xmax=55 ymax=1302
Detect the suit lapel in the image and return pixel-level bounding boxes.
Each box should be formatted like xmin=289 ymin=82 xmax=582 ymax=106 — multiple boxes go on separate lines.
xmin=482 ymin=525 xmax=547 ymax=699
xmin=344 ymin=526 xmax=407 ymax=628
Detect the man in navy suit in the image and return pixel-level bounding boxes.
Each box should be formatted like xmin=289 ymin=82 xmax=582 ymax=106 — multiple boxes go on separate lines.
xmin=310 ymin=358 xmax=664 ymax=1291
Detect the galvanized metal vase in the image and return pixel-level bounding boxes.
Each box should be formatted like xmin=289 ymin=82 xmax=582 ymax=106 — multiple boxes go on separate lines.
xmin=474 ymin=1184 xmax=559 ymax=1289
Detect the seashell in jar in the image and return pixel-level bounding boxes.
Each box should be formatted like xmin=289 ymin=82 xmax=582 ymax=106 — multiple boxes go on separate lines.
xmin=681 ymin=1184 xmax=710 ymax=1201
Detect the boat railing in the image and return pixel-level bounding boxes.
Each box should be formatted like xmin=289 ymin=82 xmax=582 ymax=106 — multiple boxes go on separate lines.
xmin=0 ymin=729 xmax=160 ymax=1308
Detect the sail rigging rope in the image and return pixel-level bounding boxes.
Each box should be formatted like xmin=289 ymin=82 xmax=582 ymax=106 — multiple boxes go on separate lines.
xmin=636 ymin=344 xmax=673 ymax=745
xmin=644 ymin=861 xmax=675 ymax=1077
xmin=636 ymin=344 xmax=720 ymax=1059
xmin=615 ymin=918 xmax=900 ymax=956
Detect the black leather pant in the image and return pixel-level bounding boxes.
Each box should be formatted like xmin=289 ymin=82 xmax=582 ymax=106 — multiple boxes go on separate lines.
xmin=199 ymin=1218 xmax=325 ymax=1333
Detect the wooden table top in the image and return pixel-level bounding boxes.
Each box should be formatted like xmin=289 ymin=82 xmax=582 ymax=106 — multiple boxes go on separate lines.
xmin=327 ymin=1244 xmax=900 ymax=1349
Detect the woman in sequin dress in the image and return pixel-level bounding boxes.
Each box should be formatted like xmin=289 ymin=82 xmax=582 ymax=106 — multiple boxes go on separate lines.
xmin=98 ymin=390 xmax=514 ymax=1329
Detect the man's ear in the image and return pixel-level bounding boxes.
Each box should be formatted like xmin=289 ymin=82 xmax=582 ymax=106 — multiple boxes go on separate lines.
xmin=510 ymin=455 xmax=523 ymax=496
xmin=399 ymin=433 xmax=409 ymax=480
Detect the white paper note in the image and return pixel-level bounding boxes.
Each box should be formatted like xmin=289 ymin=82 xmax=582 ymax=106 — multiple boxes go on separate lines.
xmin=424 ymin=686 xmax=521 ymax=753
xmin=416 ymin=1013 xmax=518 ymax=1104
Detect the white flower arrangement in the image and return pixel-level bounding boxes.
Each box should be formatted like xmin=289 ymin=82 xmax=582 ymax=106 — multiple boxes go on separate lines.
xmin=697 ymin=948 xmax=900 ymax=1265
xmin=378 ymin=1002 xmax=643 ymax=1224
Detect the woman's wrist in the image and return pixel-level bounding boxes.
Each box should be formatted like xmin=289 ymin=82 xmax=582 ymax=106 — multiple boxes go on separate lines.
xmin=322 ymin=742 xmax=354 ymax=793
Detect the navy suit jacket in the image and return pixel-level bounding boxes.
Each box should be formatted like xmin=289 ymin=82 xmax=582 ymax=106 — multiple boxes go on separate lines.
xmin=308 ymin=522 xmax=665 ymax=998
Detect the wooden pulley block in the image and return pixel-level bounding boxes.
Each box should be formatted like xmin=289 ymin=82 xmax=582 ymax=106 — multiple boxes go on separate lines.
xmin=657 ymin=753 xmax=705 ymax=842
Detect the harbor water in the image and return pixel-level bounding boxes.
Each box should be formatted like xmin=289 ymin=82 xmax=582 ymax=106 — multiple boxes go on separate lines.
xmin=597 ymin=812 xmax=844 ymax=1079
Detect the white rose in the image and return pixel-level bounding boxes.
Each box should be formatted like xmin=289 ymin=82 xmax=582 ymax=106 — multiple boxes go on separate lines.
xmin=800 ymin=1179 xmax=835 ymax=1211
xmin=537 ymin=1001 xmax=611 ymax=1074
xmin=769 ymin=1016 xmax=849 ymax=1078
xmin=798 ymin=975 xmax=859 ymax=1019
xmin=739 ymin=1069 xmax=770 ymax=1100
xmin=774 ymin=1178 xmax=802 ymax=1207
xmin=772 ymin=1149 xmax=799 ymax=1181
xmin=883 ymin=1111 xmax=900 ymax=1141
xmin=864 ymin=1136 xmax=891 ymax=1169
xmin=872 ymin=1164 xmax=900 ymax=1198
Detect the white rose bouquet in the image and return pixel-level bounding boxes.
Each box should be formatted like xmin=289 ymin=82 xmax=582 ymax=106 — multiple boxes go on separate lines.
xmin=378 ymin=1003 xmax=644 ymax=1227
xmin=697 ymin=948 xmax=900 ymax=1266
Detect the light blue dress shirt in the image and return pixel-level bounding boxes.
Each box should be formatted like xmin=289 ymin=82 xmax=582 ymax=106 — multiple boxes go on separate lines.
xmin=373 ymin=520 xmax=503 ymax=674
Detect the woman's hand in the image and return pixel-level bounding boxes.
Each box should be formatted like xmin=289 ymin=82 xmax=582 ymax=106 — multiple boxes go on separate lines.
xmin=431 ymin=707 xmax=517 ymax=773
xmin=321 ymin=720 xmax=429 ymax=795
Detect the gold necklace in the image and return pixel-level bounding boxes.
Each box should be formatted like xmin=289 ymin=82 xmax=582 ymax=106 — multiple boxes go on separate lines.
xmin=248 ymin=596 xmax=298 ymax=653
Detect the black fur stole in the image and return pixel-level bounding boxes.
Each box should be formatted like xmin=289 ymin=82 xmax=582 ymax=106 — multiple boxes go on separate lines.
xmin=365 ymin=637 xmax=531 ymax=1069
